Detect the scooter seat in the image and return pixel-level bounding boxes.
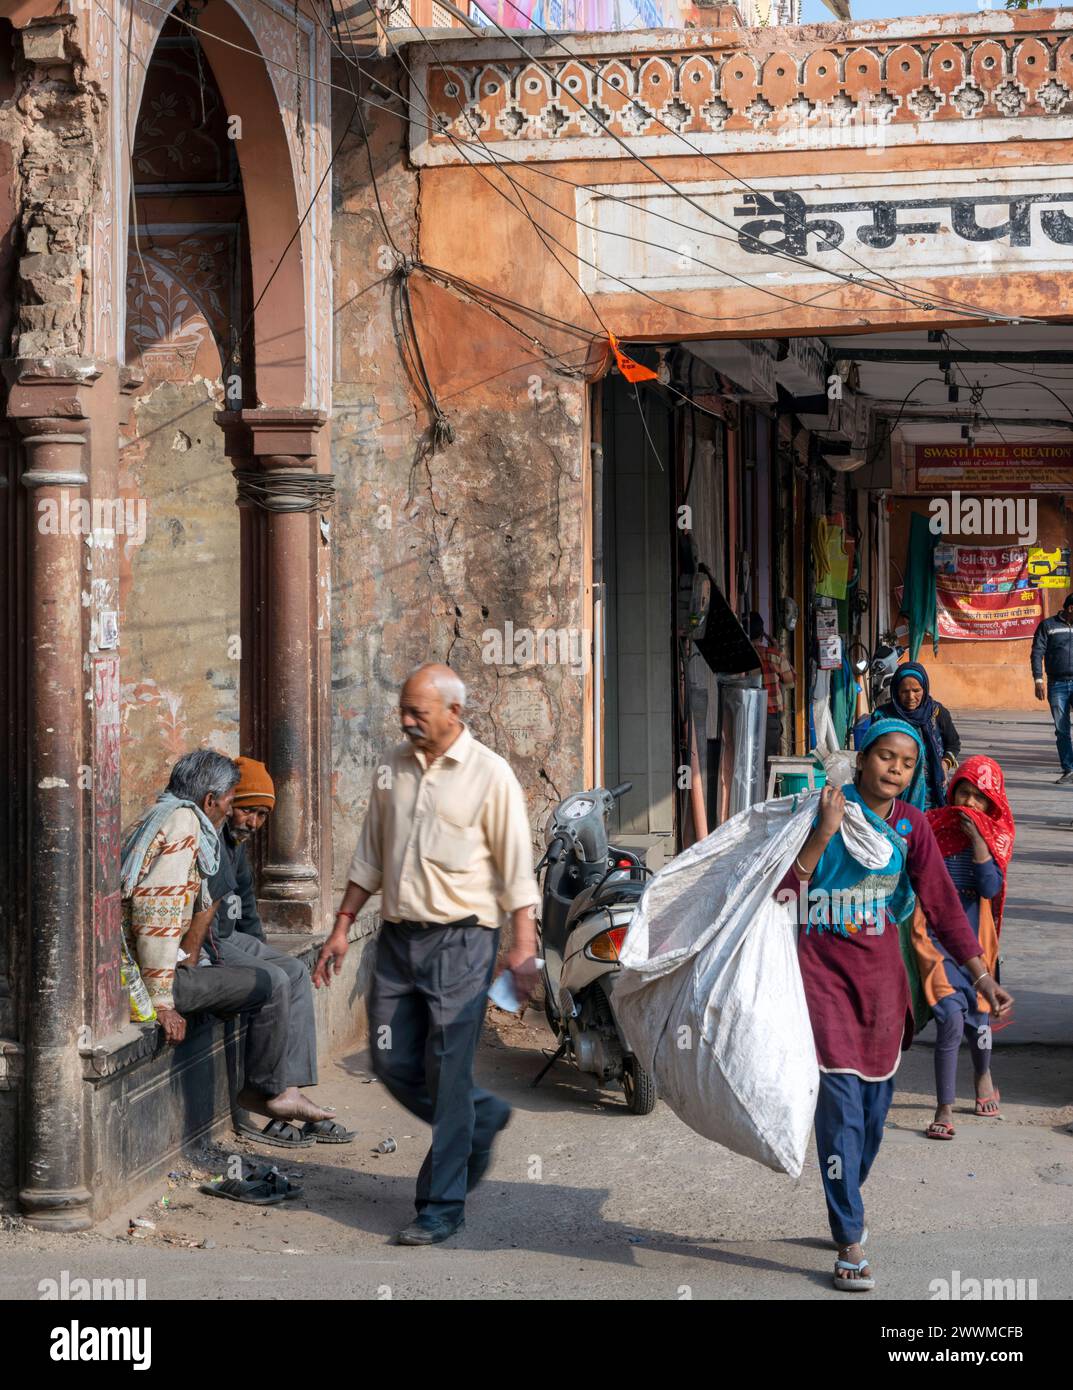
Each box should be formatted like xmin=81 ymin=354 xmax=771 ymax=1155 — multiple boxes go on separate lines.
xmin=590 ymin=877 xmax=647 ymax=909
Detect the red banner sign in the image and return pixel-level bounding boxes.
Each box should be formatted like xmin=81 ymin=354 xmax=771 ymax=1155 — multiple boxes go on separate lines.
xmin=934 ymin=545 xmax=1042 ymax=640
xmin=914 ymin=444 xmax=1073 ymax=493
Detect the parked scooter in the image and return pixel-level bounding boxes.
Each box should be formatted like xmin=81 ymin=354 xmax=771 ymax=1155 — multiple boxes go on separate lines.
xmin=533 ymin=782 xmax=657 ymax=1115
xmin=869 ymin=632 xmax=906 ymax=707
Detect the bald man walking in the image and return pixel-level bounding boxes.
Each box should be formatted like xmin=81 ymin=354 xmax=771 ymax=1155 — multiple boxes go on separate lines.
xmin=314 ymin=664 xmax=540 ymax=1245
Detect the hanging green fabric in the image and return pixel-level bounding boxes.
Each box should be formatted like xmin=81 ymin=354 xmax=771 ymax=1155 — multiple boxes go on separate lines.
xmin=831 ymin=658 xmax=850 ymax=748
xmin=902 ymin=510 xmax=939 ymax=659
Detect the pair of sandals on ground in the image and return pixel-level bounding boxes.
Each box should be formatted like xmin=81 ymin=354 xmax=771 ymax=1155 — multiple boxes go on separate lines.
xmin=232 ymin=1085 xmax=357 ymax=1149
xmin=201 ymin=1091 xmax=356 ymax=1204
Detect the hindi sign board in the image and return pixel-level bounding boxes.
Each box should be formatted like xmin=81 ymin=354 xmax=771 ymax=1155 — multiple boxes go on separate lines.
xmin=576 ymin=165 xmax=1073 ymax=296
xmin=933 ymin=545 xmax=1042 ymax=640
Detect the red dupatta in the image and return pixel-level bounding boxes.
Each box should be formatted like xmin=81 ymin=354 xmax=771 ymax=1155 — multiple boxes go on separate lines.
xmin=925 ymin=755 xmax=1015 ymax=936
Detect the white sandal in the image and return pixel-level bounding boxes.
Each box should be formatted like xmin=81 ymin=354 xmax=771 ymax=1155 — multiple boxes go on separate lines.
xmin=833 ymin=1250 xmax=875 ymax=1292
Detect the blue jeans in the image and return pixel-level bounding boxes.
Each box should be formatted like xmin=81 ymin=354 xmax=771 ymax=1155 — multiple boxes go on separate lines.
xmin=1048 ymin=678 xmax=1073 ymax=772
xmin=814 ymin=1072 xmax=895 ymax=1246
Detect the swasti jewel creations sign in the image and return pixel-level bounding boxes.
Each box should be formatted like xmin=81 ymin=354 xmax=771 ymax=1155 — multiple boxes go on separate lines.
xmin=914 ymin=444 xmax=1073 ymax=494
xmin=576 ymin=166 xmax=1073 ymax=294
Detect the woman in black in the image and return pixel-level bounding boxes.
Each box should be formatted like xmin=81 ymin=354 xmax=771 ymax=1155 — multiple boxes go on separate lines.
xmin=876 ymin=662 xmax=960 ymax=808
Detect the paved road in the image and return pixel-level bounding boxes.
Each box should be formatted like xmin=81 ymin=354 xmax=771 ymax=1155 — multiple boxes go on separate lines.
xmin=941 ymin=711 xmax=1073 ymax=1046
xmin=2 ymin=712 xmax=1071 ymax=1301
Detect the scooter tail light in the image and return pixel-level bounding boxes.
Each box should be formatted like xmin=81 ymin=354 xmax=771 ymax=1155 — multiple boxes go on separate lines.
xmin=586 ymin=926 xmax=629 ymax=961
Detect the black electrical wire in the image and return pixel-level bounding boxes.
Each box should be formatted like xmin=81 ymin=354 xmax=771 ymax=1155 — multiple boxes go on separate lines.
xmin=459 ymin=0 xmax=1043 ymax=327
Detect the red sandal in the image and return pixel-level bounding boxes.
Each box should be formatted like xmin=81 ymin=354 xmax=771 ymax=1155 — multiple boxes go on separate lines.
xmin=925 ymin=1121 xmax=955 ymax=1140
xmin=975 ymin=1090 xmax=1000 ymax=1117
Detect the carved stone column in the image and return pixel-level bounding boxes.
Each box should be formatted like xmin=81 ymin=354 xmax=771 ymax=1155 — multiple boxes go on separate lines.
xmin=5 ymin=362 xmax=98 ymax=1230
xmin=218 ymin=409 xmax=333 ymax=933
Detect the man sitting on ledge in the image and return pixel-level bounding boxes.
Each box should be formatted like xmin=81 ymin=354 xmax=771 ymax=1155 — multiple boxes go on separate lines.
xmin=119 ymin=750 xmax=339 ymax=1145
xmin=207 ymin=757 xmax=354 ymax=1149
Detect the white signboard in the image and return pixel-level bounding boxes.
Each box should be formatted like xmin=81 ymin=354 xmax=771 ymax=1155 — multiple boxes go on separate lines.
xmin=575 ymin=165 xmax=1073 ymax=296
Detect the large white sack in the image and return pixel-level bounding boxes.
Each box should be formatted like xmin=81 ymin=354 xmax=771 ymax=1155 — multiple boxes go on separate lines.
xmin=614 ymin=793 xmax=889 ymax=1178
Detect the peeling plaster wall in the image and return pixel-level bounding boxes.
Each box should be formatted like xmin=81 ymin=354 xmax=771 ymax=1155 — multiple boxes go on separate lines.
xmin=329 ymin=57 xmax=590 ymax=887
xmin=119 ymin=379 xmax=240 ymax=829
xmin=8 ymin=16 xmax=101 ymax=360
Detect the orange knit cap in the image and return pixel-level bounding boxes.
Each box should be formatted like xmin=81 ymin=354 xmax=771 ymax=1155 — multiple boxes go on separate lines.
xmin=233 ymin=756 xmax=275 ymax=809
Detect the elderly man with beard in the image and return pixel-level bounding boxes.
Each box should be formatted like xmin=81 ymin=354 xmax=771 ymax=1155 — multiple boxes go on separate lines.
xmin=206 ymin=757 xmax=355 ymax=1148
xmin=314 ymin=664 xmax=540 ymax=1246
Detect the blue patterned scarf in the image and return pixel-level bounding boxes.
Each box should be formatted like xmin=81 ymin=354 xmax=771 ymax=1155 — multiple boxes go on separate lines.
xmin=806 ymin=718 xmax=926 ymax=935
xmin=120 ymin=791 xmax=221 ymax=897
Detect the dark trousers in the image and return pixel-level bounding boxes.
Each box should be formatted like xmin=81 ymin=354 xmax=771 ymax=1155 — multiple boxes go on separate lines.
xmin=173 ymin=943 xmax=292 ymax=1097
xmin=814 ymin=1071 xmax=895 ymax=1246
xmin=932 ymin=997 xmax=991 ymax=1107
xmin=369 ymin=921 xmax=508 ymax=1219
xmin=217 ymin=932 xmax=318 ymax=1089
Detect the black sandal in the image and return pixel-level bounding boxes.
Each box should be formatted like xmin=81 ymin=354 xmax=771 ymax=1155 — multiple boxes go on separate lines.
xmin=199 ymin=1166 xmax=303 ymax=1205
xmin=302 ymin=1118 xmax=356 ymax=1144
xmin=235 ymin=1117 xmax=317 ymax=1148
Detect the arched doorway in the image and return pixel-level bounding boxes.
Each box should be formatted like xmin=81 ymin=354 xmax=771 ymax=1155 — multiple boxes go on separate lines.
xmin=122 ymin=0 xmax=334 ymax=935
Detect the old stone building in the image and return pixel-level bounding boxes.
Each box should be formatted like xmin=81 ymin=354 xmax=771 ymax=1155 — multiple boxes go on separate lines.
xmin=3 ymin=1 xmax=1073 ymax=1223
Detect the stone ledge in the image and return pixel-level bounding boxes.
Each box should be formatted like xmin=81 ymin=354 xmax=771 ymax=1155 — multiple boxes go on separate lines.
xmin=73 ymin=910 xmax=381 ymax=1088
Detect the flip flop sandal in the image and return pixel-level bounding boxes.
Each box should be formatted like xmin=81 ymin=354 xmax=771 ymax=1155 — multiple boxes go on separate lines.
xmin=197 ymin=1173 xmax=289 ymax=1206
xmin=303 ymin=1118 xmax=356 ymax=1144
xmin=833 ymin=1257 xmax=875 ymax=1292
xmin=926 ymin=1121 xmax=956 ymax=1140
xmin=975 ymin=1091 xmax=1001 ymax=1117
xmin=235 ymin=1118 xmax=317 ymax=1148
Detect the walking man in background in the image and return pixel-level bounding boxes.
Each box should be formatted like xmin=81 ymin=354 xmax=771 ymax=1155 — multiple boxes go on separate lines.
xmin=313 ymin=663 xmax=540 ymax=1246
xmin=1031 ymin=594 xmax=1073 ymax=782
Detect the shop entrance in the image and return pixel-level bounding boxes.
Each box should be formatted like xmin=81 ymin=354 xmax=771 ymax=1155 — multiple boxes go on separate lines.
xmin=594 ymin=323 xmax=1073 ymax=854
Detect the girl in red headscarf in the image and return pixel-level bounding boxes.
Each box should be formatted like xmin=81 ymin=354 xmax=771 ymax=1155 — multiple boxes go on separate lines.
xmin=910 ymin=755 xmax=1016 ymax=1139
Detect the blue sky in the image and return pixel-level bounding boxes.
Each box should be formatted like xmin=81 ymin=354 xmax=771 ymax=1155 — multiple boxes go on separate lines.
xmin=802 ymin=1 xmax=1070 ymax=19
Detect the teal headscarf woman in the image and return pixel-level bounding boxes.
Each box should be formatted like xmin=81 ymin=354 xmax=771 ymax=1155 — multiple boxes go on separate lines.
xmin=774 ymin=717 xmax=1008 ymax=1294
xmin=804 ymin=717 xmax=927 ymax=938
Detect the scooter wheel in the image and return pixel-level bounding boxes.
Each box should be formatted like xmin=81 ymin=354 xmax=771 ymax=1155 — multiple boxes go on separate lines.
xmin=622 ymin=1056 xmax=656 ymax=1115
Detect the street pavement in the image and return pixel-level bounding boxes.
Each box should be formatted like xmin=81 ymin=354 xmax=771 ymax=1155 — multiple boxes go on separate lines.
xmin=1 ymin=711 xmax=1071 ymax=1300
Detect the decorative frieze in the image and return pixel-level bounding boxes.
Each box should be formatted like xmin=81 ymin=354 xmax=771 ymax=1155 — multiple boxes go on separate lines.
xmin=409 ymin=21 xmax=1073 ymax=164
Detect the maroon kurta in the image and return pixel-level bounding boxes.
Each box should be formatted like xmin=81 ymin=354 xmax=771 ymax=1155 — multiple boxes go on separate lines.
xmin=778 ymin=801 xmax=981 ymax=1081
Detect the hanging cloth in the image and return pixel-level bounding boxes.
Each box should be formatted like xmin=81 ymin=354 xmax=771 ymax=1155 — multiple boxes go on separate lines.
xmin=815 ymin=519 xmax=850 ymax=600
xmin=902 ymin=510 xmax=939 ymax=660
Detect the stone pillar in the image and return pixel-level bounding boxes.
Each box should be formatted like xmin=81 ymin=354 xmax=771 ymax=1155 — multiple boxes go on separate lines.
xmin=5 ymin=362 xmax=98 ymax=1230
xmin=218 ymin=409 xmax=332 ymax=934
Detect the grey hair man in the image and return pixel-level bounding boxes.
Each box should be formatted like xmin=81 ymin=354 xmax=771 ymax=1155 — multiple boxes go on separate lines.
xmin=314 ymin=662 xmax=540 ymax=1245
xmin=120 ymin=748 xmax=240 ymax=1046
xmin=121 ymin=749 xmax=337 ymax=1139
